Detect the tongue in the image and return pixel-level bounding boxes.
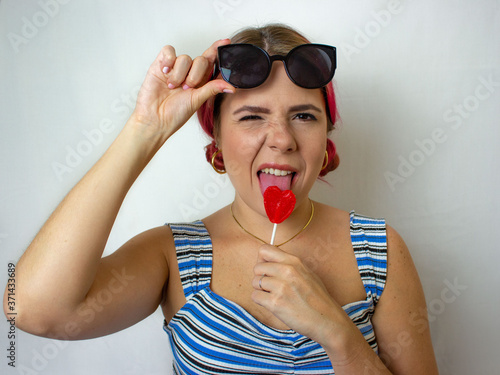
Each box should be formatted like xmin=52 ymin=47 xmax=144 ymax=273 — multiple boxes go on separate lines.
xmin=259 ymin=173 xmax=293 ymax=195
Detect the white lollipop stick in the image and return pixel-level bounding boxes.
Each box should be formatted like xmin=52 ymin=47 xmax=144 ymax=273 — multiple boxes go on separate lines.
xmin=270 ymin=223 xmax=277 ymax=245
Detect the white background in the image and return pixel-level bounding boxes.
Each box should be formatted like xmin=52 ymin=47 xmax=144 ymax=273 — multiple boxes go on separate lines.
xmin=1 ymin=0 xmax=499 ymax=374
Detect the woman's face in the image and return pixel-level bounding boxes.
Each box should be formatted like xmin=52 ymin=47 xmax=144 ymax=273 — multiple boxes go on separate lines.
xmin=218 ymin=62 xmax=329 ymax=216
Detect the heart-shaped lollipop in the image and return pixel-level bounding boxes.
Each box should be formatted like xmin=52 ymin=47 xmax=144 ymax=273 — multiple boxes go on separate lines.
xmin=263 ymin=186 xmax=296 ymax=245
xmin=264 ymin=186 xmax=296 ymax=224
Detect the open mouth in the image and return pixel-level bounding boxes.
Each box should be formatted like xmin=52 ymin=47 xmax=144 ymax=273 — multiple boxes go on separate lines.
xmin=257 ymin=167 xmax=297 ymax=195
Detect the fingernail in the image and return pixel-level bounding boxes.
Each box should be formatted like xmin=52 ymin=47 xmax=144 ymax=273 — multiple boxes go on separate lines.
xmin=223 ymin=88 xmax=234 ymax=94
xmin=162 ymin=66 xmax=169 ymax=74
xmin=182 ymin=84 xmax=190 ymax=90
xmin=168 ymin=83 xmax=175 ymax=89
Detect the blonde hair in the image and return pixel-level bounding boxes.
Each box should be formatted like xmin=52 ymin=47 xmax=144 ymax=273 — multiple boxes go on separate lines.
xmin=230 ymin=23 xmax=310 ymax=55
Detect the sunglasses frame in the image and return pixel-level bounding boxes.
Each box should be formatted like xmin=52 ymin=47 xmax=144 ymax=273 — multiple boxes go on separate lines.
xmin=215 ymin=43 xmax=337 ymax=89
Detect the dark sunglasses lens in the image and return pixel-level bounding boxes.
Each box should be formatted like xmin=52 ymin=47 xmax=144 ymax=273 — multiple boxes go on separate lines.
xmin=287 ymin=45 xmax=335 ymax=88
xmin=219 ymin=45 xmax=270 ymax=88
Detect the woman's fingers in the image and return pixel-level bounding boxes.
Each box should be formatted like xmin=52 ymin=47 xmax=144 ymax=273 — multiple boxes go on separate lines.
xmin=159 ymin=45 xmax=177 ymax=73
xmin=160 ymin=38 xmax=231 ymax=90
xmin=145 ymin=45 xmax=176 ymax=84
xmin=192 ymin=78 xmax=233 ymax=102
xmin=199 ymin=38 xmax=231 ymax=83
xmin=250 ymin=244 xmax=343 ymax=342
xmin=252 ymin=245 xmax=304 ymax=293
xmin=252 ymin=271 xmax=285 ymax=292
xmin=255 ymin=244 xmax=303 ymax=274
xmin=132 ymin=40 xmax=235 ymax=135
xmin=202 ymin=38 xmax=230 ymax=62
xmin=146 ymin=38 xmax=231 ymax=91
xmin=182 ymin=55 xmax=210 ymax=89
xmin=183 ymin=38 xmax=232 ymax=88
xmin=166 ymin=54 xmax=193 ymax=88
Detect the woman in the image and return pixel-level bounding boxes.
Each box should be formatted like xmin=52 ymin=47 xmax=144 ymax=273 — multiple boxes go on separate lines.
xmin=4 ymin=24 xmax=439 ymax=374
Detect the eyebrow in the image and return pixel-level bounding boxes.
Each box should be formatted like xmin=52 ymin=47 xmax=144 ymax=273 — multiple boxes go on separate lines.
xmin=233 ymin=106 xmax=271 ymax=115
xmin=232 ymin=104 xmax=322 ymax=116
xmin=288 ymin=104 xmax=323 ymax=113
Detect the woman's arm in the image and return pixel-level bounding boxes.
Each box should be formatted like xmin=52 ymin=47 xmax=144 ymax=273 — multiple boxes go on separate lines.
xmin=3 ymin=40 xmax=234 ymax=339
xmin=368 ymin=226 xmax=439 ymax=374
xmin=4 ymin=122 xmax=169 ymax=339
xmin=322 ymin=225 xmax=439 ymax=374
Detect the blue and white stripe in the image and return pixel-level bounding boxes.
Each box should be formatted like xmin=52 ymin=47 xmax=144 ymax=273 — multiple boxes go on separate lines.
xmin=164 ymin=211 xmax=387 ymax=374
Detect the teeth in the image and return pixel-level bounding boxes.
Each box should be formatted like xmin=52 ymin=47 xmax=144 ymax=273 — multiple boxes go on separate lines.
xmin=260 ymin=168 xmax=293 ymax=177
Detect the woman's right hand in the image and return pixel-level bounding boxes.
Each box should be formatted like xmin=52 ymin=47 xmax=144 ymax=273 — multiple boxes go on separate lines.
xmin=129 ymin=39 xmax=235 ymax=144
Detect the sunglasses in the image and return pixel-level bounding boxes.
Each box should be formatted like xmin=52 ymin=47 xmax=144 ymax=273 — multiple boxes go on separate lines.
xmin=216 ymin=43 xmax=336 ymax=89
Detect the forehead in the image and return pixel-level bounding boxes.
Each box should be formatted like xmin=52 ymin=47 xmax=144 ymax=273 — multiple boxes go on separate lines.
xmin=221 ymin=64 xmax=325 ymax=112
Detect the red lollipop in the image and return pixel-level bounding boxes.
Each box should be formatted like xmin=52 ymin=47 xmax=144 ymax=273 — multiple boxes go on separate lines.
xmin=264 ymin=186 xmax=296 ymax=223
xmin=263 ymin=186 xmax=296 ymax=244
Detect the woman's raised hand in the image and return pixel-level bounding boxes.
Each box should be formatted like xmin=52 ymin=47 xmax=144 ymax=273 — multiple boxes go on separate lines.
xmin=130 ymin=39 xmax=235 ymax=144
xmin=8 ymin=38 xmax=235 ymax=341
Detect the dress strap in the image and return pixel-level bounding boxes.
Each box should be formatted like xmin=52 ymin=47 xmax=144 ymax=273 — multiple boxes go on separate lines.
xmin=349 ymin=211 xmax=388 ymax=305
xmin=168 ymin=221 xmax=213 ymax=300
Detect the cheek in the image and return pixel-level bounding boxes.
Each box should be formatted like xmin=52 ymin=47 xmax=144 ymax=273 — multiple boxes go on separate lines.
xmin=307 ymin=131 xmax=329 ymax=171
xmin=220 ymin=130 xmax=263 ymax=177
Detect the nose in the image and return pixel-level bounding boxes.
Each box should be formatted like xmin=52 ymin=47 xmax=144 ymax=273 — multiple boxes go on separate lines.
xmin=266 ymin=119 xmax=297 ymax=153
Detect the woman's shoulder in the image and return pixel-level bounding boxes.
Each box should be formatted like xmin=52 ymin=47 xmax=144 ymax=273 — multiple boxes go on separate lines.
xmin=125 ymin=224 xmax=175 ymax=262
xmin=313 ymin=201 xmax=383 ymax=227
xmin=317 ymin=203 xmax=387 ymax=229
xmin=312 ymin=203 xmax=393 ymax=252
xmin=313 ymin=201 xmax=350 ymax=222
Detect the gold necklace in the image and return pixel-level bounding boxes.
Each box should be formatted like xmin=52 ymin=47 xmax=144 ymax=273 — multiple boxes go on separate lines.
xmin=230 ymin=200 xmax=315 ymax=247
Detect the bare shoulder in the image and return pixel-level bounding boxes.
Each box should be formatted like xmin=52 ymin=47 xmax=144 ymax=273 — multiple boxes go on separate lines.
xmin=299 ymin=202 xmax=353 ymax=255
xmin=103 ymin=224 xmax=175 ymax=271
xmin=383 ymin=224 xmax=420 ymax=298
xmin=386 ymin=224 xmax=411 ymax=263
xmin=312 ymin=201 xmax=351 ymax=227
xmin=375 ymin=224 xmax=421 ymax=308
xmin=202 ymin=205 xmax=235 ymax=240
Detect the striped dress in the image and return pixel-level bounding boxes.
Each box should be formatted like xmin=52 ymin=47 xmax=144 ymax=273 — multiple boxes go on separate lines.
xmin=163 ymin=211 xmax=387 ymax=374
